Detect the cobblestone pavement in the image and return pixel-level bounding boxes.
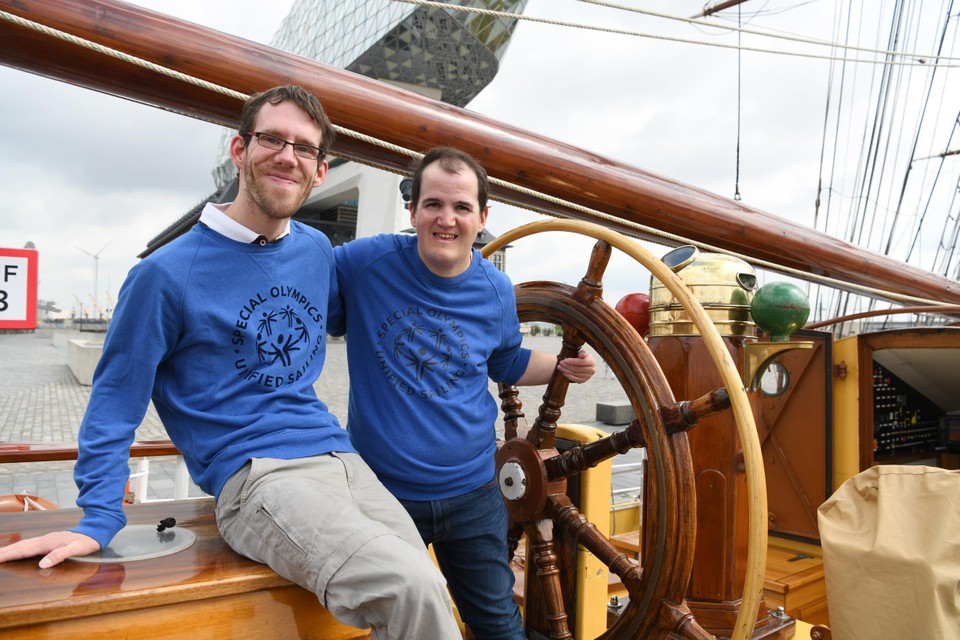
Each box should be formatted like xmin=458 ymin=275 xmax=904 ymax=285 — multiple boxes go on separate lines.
xmin=1 ymin=330 xmax=643 ymax=508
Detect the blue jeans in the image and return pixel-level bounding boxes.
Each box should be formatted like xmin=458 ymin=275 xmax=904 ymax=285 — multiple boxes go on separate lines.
xmin=400 ymin=479 xmax=526 ymax=640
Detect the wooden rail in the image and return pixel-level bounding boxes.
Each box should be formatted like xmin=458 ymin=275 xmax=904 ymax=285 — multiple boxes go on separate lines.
xmin=0 ymin=441 xmax=180 ymax=464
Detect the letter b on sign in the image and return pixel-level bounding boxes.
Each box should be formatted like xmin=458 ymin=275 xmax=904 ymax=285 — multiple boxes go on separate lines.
xmin=0 ymin=248 xmax=38 ymax=330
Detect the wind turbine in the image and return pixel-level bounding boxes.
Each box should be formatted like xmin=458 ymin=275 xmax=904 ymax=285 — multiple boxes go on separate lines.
xmin=76 ymin=238 xmax=115 ymax=320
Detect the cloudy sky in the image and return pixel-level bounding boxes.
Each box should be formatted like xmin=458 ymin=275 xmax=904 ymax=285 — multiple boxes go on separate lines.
xmin=2 ymin=0 xmax=957 ymax=320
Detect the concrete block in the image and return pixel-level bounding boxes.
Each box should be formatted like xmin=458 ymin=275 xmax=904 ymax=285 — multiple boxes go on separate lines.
xmin=51 ymin=329 xmax=81 ymax=348
xmin=67 ymin=339 xmax=103 ymax=386
xmin=596 ymin=401 xmax=636 ymax=426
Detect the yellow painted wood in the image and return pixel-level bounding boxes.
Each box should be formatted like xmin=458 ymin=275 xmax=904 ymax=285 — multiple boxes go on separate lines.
xmin=557 ymin=424 xmax=612 ymax=639
xmin=831 ymin=335 xmax=862 ymax=491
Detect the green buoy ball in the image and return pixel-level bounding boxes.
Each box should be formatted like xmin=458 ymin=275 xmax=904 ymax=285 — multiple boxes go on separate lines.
xmin=751 ymin=282 xmax=810 ymax=341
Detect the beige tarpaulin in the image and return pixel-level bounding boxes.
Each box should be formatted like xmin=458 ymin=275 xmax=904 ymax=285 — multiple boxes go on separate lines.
xmin=818 ymin=465 xmax=960 ymax=640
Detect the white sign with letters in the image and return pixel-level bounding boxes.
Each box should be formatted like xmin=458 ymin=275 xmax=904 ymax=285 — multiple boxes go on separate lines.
xmin=0 ymin=248 xmax=38 ymax=329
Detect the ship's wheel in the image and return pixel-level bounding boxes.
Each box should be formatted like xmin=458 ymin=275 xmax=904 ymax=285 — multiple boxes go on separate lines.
xmin=482 ymin=220 xmax=766 ymax=640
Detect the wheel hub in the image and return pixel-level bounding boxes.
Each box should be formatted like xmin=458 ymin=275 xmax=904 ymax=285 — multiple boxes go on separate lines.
xmin=495 ymin=438 xmax=549 ymax=522
xmin=498 ymin=461 xmax=527 ymax=501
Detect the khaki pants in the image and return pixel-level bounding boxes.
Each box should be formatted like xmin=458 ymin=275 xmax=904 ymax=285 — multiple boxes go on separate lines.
xmin=215 ymin=453 xmax=461 ymax=640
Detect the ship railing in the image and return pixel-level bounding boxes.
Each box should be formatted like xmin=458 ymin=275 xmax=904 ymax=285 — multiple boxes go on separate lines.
xmin=0 ymin=441 xmax=196 ymax=505
xmin=610 ymin=460 xmax=644 ymax=503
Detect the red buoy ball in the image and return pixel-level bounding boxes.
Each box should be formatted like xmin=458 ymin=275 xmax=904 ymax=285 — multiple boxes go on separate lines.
xmin=615 ymin=293 xmax=651 ymax=337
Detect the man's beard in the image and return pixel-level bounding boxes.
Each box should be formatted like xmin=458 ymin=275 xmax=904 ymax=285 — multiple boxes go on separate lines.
xmin=244 ymin=158 xmax=312 ymax=220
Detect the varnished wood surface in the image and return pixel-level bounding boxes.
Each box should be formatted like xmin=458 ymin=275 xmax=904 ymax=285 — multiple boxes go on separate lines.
xmin=0 ymin=500 xmax=369 ymax=639
xmin=2 ymin=0 xmax=960 ymax=305
xmin=650 ymin=335 xmax=771 ymax=636
xmin=763 ymin=546 xmax=828 ymax=625
xmin=0 ymin=441 xmax=180 ymax=464
xmin=755 ymin=330 xmax=831 ymax=542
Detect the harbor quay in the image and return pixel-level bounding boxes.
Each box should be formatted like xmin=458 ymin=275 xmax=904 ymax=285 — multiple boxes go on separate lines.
xmin=0 ymin=329 xmax=642 ymax=509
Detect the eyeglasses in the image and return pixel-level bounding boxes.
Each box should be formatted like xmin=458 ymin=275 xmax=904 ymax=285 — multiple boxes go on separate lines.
xmin=246 ymin=131 xmax=325 ymax=160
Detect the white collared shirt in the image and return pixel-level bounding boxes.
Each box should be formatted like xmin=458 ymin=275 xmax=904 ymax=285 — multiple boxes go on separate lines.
xmin=199 ymin=202 xmax=291 ymax=243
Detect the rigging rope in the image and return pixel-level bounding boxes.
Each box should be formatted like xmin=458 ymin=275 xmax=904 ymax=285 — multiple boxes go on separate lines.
xmin=836 ymin=0 xmax=903 ymax=323
xmin=900 ymin=1 xmax=957 ymax=262
xmin=867 ymin=0 xmax=921 ymax=323
xmin=813 ymin=0 xmax=852 ymax=320
xmin=932 ymin=124 xmax=960 ymax=277
xmin=907 ymin=114 xmax=959 ymax=260
xmin=733 ymin=3 xmax=742 ymax=201
xmin=396 ymin=0 xmax=960 ymax=68
xmin=0 ymin=6 xmax=948 ymax=309
xmin=579 ymin=0 xmax=960 ymax=63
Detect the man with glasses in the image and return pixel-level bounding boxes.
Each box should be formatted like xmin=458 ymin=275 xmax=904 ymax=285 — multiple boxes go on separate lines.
xmin=0 ymin=85 xmax=460 ymax=640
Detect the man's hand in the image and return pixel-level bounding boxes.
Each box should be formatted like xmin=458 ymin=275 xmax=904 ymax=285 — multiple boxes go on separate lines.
xmin=557 ymin=349 xmax=597 ymax=383
xmin=0 ymin=531 xmax=100 ymax=568
xmin=517 ymin=349 xmax=598 ymax=386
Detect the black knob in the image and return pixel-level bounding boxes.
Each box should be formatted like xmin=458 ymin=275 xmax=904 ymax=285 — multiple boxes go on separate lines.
xmin=157 ymin=517 xmax=177 ymax=532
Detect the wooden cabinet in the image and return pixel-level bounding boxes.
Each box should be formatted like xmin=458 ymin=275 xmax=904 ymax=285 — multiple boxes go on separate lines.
xmin=854 ymin=328 xmax=960 ymax=472
xmin=833 ymin=328 xmax=960 ymax=486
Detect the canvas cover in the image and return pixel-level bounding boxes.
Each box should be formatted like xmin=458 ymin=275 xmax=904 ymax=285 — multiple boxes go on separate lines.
xmin=817 ymin=465 xmax=960 ymax=639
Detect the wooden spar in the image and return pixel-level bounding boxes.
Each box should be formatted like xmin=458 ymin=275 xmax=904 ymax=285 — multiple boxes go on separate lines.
xmin=698 ymin=0 xmax=753 ymax=19
xmin=3 ymin=0 xmax=959 ymax=305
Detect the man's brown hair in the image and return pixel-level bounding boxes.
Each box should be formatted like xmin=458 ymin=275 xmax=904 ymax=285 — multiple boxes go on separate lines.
xmin=409 ymin=147 xmax=489 ymax=211
xmin=239 ymin=85 xmax=336 ymax=155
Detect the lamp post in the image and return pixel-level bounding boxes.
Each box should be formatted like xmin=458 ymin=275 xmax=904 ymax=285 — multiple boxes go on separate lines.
xmin=76 ymin=238 xmax=114 ymax=320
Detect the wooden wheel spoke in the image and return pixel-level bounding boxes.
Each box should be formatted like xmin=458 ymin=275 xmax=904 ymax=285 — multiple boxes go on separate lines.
xmin=527 ymin=329 xmax=582 ymax=450
xmin=658 ymin=601 xmax=715 ymax=640
xmin=546 ymin=495 xmax=643 ymax=594
xmin=527 ymin=519 xmax=573 ymax=640
xmin=544 ymin=424 xmax=646 ymax=480
xmin=527 ymin=240 xmax=613 ymax=451
xmin=658 ymin=387 xmax=730 ymax=435
xmin=810 ymin=625 xmax=834 ymax=640
xmin=498 ymin=383 xmax=528 ymax=441
xmin=572 ymin=239 xmax=612 ymax=306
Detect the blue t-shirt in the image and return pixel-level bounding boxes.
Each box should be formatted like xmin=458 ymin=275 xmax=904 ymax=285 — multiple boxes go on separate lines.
xmin=333 ymin=234 xmax=530 ymax=500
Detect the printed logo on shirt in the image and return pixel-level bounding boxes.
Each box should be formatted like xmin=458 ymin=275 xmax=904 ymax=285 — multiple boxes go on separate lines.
xmin=230 ymin=285 xmax=325 ymax=389
xmin=375 ymin=304 xmax=471 ymax=400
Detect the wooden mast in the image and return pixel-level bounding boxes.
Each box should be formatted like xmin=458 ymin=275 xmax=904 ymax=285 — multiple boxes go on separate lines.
xmin=2 ymin=0 xmax=959 ymax=305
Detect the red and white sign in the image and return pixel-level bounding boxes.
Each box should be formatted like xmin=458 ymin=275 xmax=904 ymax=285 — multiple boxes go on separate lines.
xmin=0 ymin=247 xmax=38 ymax=330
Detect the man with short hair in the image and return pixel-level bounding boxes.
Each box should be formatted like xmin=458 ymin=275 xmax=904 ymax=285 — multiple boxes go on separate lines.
xmin=332 ymin=146 xmax=596 ymax=639
xmin=0 ymin=86 xmax=460 ymax=640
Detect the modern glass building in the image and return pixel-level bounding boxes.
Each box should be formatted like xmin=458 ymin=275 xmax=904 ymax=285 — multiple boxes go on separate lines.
xmin=211 ymin=0 xmax=528 ymax=190
xmin=274 ymin=0 xmax=527 ymax=107
xmin=150 ymin=1 xmax=526 ymax=266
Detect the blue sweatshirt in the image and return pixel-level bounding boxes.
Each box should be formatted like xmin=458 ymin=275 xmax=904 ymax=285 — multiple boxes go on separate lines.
xmin=332 ymin=234 xmax=531 ymax=500
xmin=73 ymin=221 xmax=352 ymax=549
